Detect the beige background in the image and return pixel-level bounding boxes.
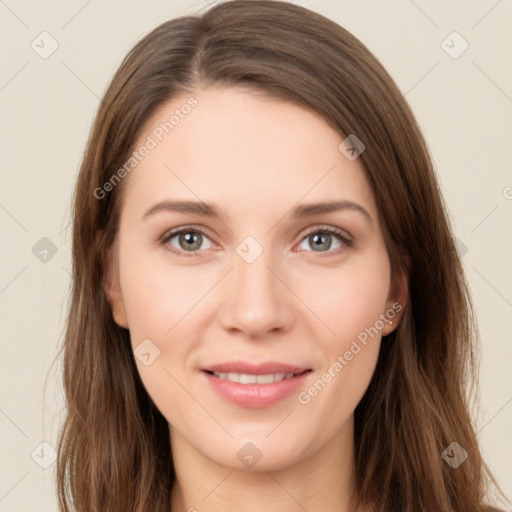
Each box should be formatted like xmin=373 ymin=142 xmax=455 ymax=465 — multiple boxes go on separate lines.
xmin=0 ymin=0 xmax=511 ymax=510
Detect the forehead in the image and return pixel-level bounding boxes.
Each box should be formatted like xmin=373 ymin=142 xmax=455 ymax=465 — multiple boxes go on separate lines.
xmin=124 ymin=87 xmax=377 ymax=221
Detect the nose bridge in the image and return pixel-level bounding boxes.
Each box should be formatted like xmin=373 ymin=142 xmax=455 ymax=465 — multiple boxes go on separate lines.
xmin=234 ymin=245 xmax=276 ymax=296
xmin=218 ymin=238 xmax=292 ymax=336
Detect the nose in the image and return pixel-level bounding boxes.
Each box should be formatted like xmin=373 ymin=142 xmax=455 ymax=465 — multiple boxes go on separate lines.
xmin=217 ymin=248 xmax=295 ymax=339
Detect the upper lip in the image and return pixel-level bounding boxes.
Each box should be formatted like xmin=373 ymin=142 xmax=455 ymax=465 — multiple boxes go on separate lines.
xmin=201 ymin=361 xmax=311 ymax=375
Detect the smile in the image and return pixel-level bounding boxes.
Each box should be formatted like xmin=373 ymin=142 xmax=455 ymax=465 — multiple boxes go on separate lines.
xmin=210 ymin=371 xmax=298 ymax=384
xmin=201 ymin=366 xmax=312 ymax=408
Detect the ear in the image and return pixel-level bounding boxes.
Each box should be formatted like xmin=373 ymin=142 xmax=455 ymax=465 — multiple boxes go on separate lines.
xmin=381 ymin=256 xmax=410 ymax=337
xmin=102 ymin=241 xmax=129 ymax=329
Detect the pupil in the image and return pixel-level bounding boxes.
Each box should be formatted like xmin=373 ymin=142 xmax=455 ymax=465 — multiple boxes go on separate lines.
xmin=181 ymin=232 xmax=201 ymax=250
xmin=311 ymin=233 xmax=330 ymax=251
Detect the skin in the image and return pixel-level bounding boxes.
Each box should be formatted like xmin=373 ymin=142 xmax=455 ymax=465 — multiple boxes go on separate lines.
xmin=104 ymin=86 xmax=408 ymax=512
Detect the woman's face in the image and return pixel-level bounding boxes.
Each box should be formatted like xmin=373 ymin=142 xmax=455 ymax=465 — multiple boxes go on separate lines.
xmin=105 ymin=86 xmax=407 ymax=471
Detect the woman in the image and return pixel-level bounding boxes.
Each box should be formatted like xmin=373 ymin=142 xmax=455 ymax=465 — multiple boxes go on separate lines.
xmin=56 ymin=1 xmax=509 ymax=511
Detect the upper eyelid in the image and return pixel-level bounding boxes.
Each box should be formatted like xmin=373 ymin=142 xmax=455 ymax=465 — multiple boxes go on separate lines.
xmin=160 ymin=224 xmax=215 ymax=243
xmin=301 ymin=224 xmax=351 ymax=239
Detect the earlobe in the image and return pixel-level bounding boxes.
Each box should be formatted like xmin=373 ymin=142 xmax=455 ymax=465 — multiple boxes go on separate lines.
xmin=102 ymin=245 xmax=129 ymax=329
xmin=383 ymin=260 xmax=410 ymax=336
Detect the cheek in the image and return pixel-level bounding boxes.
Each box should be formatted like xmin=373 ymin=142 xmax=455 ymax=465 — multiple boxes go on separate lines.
xmin=294 ymin=252 xmax=389 ymax=404
xmin=294 ymin=253 xmax=391 ymax=343
xmin=117 ymin=248 xmax=209 ymax=408
xmin=119 ymin=248 xmax=205 ymax=341
xmin=298 ymin=309 xmax=383 ymax=428
xmin=118 ymin=254 xmax=198 ymax=422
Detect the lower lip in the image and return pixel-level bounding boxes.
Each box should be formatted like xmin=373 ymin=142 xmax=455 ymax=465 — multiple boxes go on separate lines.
xmin=201 ymin=370 xmax=312 ymax=408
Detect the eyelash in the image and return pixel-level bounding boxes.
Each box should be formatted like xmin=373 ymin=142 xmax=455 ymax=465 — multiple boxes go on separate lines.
xmin=158 ymin=224 xmax=354 ymax=258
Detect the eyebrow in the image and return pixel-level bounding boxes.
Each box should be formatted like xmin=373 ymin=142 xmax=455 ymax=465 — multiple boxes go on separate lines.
xmin=291 ymin=200 xmax=372 ymax=225
xmin=143 ymin=199 xmax=373 ymax=225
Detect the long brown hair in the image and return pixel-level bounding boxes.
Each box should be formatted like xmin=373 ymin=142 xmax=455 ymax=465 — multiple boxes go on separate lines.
xmin=56 ymin=1 xmax=509 ymax=511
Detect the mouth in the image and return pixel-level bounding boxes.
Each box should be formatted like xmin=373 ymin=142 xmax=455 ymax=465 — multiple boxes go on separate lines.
xmin=203 ymin=369 xmax=311 ymax=384
xmin=200 ymin=362 xmax=313 ymax=408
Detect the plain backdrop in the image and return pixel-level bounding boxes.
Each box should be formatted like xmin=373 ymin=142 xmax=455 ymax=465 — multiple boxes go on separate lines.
xmin=0 ymin=1 xmax=511 ymax=510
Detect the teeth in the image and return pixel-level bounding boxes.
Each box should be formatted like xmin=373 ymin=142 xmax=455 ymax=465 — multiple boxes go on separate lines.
xmin=212 ymin=372 xmax=295 ymax=384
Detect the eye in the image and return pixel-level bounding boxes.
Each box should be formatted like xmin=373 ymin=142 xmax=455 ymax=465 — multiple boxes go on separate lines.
xmin=296 ymin=225 xmax=353 ymax=255
xmin=159 ymin=226 xmax=214 ymax=257
xmin=159 ymin=224 xmax=353 ymax=258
